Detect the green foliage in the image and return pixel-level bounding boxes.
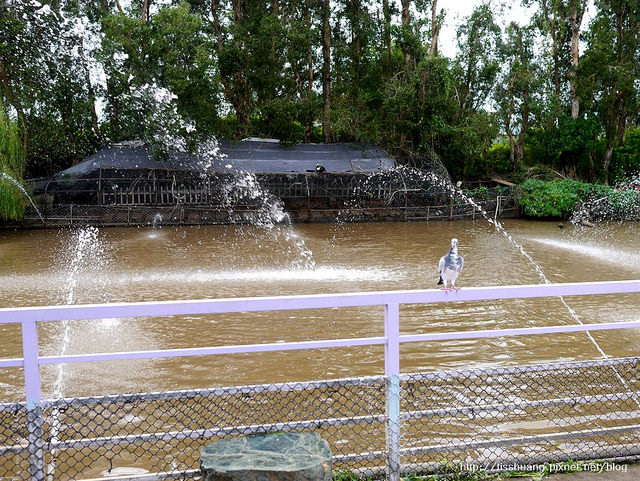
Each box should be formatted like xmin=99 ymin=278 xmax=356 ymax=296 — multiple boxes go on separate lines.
xmin=463 ymin=186 xmax=491 ymax=201
xmin=150 ymin=2 xmax=219 ymax=132
xmin=2 ymin=0 xmax=638 ymax=183
xmin=332 ymin=470 xmax=361 ymax=481
xmin=609 ymin=128 xmax=640 ymax=184
xmin=525 ymin=116 xmax=600 ymax=179
xmin=516 ymin=179 xmax=611 ymax=218
xmin=486 ymin=143 xmax=512 ymax=175
xmin=0 ymin=105 xmax=26 ymax=220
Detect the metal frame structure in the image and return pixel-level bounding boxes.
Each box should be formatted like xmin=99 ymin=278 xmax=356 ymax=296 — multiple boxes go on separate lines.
xmin=1 ymin=280 xmax=640 ymax=480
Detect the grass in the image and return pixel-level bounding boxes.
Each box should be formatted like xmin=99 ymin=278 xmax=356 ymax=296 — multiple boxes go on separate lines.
xmin=333 ymin=459 xmax=629 ymax=481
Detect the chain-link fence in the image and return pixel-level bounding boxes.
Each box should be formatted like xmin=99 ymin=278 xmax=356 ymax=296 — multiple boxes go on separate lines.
xmin=400 ymin=357 xmax=640 ymax=474
xmin=18 ymin=196 xmax=519 ymax=228
xmin=2 ymin=356 xmax=640 ymax=480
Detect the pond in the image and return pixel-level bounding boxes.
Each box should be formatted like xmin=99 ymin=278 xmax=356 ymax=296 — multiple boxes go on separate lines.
xmin=1 ymin=219 xmax=639 ymax=401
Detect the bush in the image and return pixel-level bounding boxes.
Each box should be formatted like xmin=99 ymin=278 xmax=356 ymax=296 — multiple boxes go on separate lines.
xmin=463 ymin=186 xmax=491 ymax=201
xmin=602 ymin=188 xmax=640 ymax=220
xmin=516 ymin=179 xmax=610 ymax=219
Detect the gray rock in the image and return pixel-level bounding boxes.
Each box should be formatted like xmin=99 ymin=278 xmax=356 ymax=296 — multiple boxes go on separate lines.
xmin=201 ymin=432 xmax=332 ymax=481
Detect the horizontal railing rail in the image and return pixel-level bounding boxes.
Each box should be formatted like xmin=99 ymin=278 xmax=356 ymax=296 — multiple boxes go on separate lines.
xmin=2 ymin=280 xmax=640 ymax=324
xmin=0 ymin=279 xmax=639 ymax=481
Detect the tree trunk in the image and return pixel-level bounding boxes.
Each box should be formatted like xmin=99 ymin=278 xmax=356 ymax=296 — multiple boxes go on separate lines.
xmin=211 ymin=0 xmax=224 ymax=47
xmin=428 ymin=0 xmax=438 ymax=57
xmin=400 ymin=0 xmax=412 ymax=66
xmin=353 ymin=0 xmax=362 ymax=82
xmin=0 ymin=57 xmax=26 ymax=131
xmin=233 ymin=0 xmax=250 ymax=138
xmin=79 ymin=39 xmax=101 ymax=141
xmin=603 ymin=145 xmax=614 ymax=184
xmin=304 ymin=8 xmax=313 ymax=143
xmin=516 ymin=90 xmax=530 ymax=168
xmin=568 ymin=9 xmax=579 ymax=118
xmin=540 ymin=0 xmax=560 ymax=120
xmin=211 ymin=0 xmax=249 ymax=138
xmin=107 ymin=79 xmax=121 ymax=140
xmin=383 ymin=0 xmax=391 ymax=61
xmin=321 ymin=0 xmax=331 ymax=143
xmin=506 ymin=112 xmax=516 ymax=172
xmin=568 ymin=0 xmax=586 ymax=119
xmin=142 ymin=0 xmax=150 ymax=23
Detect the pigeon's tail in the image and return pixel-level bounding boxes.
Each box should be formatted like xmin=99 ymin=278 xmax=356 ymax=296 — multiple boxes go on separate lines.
xmin=437 ymin=276 xmax=443 ymax=285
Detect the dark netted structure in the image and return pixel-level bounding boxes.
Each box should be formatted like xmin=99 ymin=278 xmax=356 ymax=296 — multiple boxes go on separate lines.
xmin=36 ymin=140 xmax=397 ymax=204
xmin=24 ymin=140 xmax=516 ymax=226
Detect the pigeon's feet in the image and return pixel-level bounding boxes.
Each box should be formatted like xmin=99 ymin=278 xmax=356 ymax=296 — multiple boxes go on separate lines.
xmin=441 ymin=287 xmax=449 ymax=292
xmin=452 ymin=286 xmax=461 ymax=291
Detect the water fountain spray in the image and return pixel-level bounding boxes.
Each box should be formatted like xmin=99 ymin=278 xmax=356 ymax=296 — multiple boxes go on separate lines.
xmin=390 ymin=165 xmax=639 ymax=404
xmin=196 ymin=140 xmax=316 ymax=270
xmin=48 ymin=226 xmax=110 ymax=481
xmin=1 ymin=172 xmax=46 ymax=225
xmin=355 ymin=164 xmax=626 ymax=363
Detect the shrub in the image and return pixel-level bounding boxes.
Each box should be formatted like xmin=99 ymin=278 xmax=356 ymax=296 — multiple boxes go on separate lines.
xmin=463 ymin=186 xmax=492 ymax=201
xmin=516 ymin=179 xmax=611 ymax=219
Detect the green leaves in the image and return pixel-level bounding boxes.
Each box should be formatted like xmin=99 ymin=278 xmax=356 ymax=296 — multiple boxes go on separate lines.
xmin=515 ymin=178 xmax=638 ymax=219
xmin=0 ymin=103 xmax=26 ymax=220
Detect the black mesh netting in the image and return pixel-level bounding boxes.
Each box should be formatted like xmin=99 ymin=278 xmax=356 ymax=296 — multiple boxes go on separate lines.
xmin=2 ymin=358 xmax=639 ymax=480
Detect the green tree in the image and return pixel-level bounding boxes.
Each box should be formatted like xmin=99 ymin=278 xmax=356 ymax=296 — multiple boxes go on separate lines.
xmin=527 ymin=0 xmax=587 ymax=122
xmin=453 ymin=4 xmax=501 ymax=123
xmin=150 ymin=2 xmax=218 ymax=132
xmin=495 ymin=23 xmax=541 ymax=172
xmin=580 ymin=0 xmax=640 ymax=182
xmin=0 ymin=1 xmax=103 ymax=176
xmin=0 ymin=103 xmax=26 ymax=220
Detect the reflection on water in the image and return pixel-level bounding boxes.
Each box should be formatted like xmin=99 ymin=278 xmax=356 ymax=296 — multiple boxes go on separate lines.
xmin=0 ymin=220 xmax=639 ymax=400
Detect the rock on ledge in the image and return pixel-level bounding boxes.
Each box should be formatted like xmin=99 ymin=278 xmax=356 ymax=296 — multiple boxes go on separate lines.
xmin=200 ymin=432 xmax=332 ymax=481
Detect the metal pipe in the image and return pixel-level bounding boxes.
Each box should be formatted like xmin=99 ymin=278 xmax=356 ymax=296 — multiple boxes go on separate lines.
xmin=1 ymin=280 xmax=639 ymax=324
xmin=385 ymin=303 xmax=401 ymax=481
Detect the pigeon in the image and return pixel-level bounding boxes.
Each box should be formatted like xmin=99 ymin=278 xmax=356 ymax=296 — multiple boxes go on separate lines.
xmin=437 ymin=238 xmax=464 ymax=291
xmin=315 ymin=163 xmax=326 ymax=173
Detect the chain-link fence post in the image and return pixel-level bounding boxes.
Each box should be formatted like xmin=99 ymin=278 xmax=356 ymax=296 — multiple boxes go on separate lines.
xmin=385 ymin=303 xmax=400 ymax=481
xmin=22 ymin=320 xmax=45 ymax=481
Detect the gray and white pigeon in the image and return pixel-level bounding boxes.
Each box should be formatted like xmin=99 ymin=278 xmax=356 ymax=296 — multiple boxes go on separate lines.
xmin=437 ymin=238 xmax=464 ymax=291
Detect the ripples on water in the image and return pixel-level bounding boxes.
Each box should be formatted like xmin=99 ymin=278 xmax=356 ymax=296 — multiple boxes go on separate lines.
xmin=0 ymin=220 xmax=639 ymax=398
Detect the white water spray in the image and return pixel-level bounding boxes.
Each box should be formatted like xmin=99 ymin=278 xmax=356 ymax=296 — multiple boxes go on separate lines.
xmin=53 ymin=226 xmax=108 ymax=397
xmin=48 ymin=226 xmax=110 ymax=481
xmin=399 ymin=166 xmax=639 ymax=404
xmin=1 ymin=172 xmax=46 ymax=225
xmin=195 ymin=140 xmax=316 ymax=270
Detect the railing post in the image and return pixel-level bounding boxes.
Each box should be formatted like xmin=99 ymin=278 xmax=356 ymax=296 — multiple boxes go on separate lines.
xmin=23 ymin=320 xmax=45 ymax=481
xmin=385 ymin=303 xmax=400 ymax=481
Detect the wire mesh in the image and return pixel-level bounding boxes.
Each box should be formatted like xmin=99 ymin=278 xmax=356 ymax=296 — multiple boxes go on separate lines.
xmin=20 ymin=197 xmax=519 ymax=228
xmin=2 ymin=357 xmax=638 ymax=480
xmin=0 ymin=403 xmax=30 ymax=479
xmin=1 ymin=377 xmax=388 ymax=480
xmin=20 ymin=169 xmax=518 ymax=228
xmin=400 ymin=357 xmax=640 ymax=475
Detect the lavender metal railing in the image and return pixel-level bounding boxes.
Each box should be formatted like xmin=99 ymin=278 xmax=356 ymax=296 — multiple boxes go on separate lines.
xmin=1 ymin=279 xmax=640 ymax=481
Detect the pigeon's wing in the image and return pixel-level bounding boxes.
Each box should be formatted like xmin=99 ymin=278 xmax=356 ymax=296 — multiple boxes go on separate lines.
xmin=438 ymin=255 xmax=446 ymax=275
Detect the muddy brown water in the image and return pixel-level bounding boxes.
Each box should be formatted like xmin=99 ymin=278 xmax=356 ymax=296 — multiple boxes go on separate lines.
xmin=1 ymin=220 xmax=639 ymax=402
